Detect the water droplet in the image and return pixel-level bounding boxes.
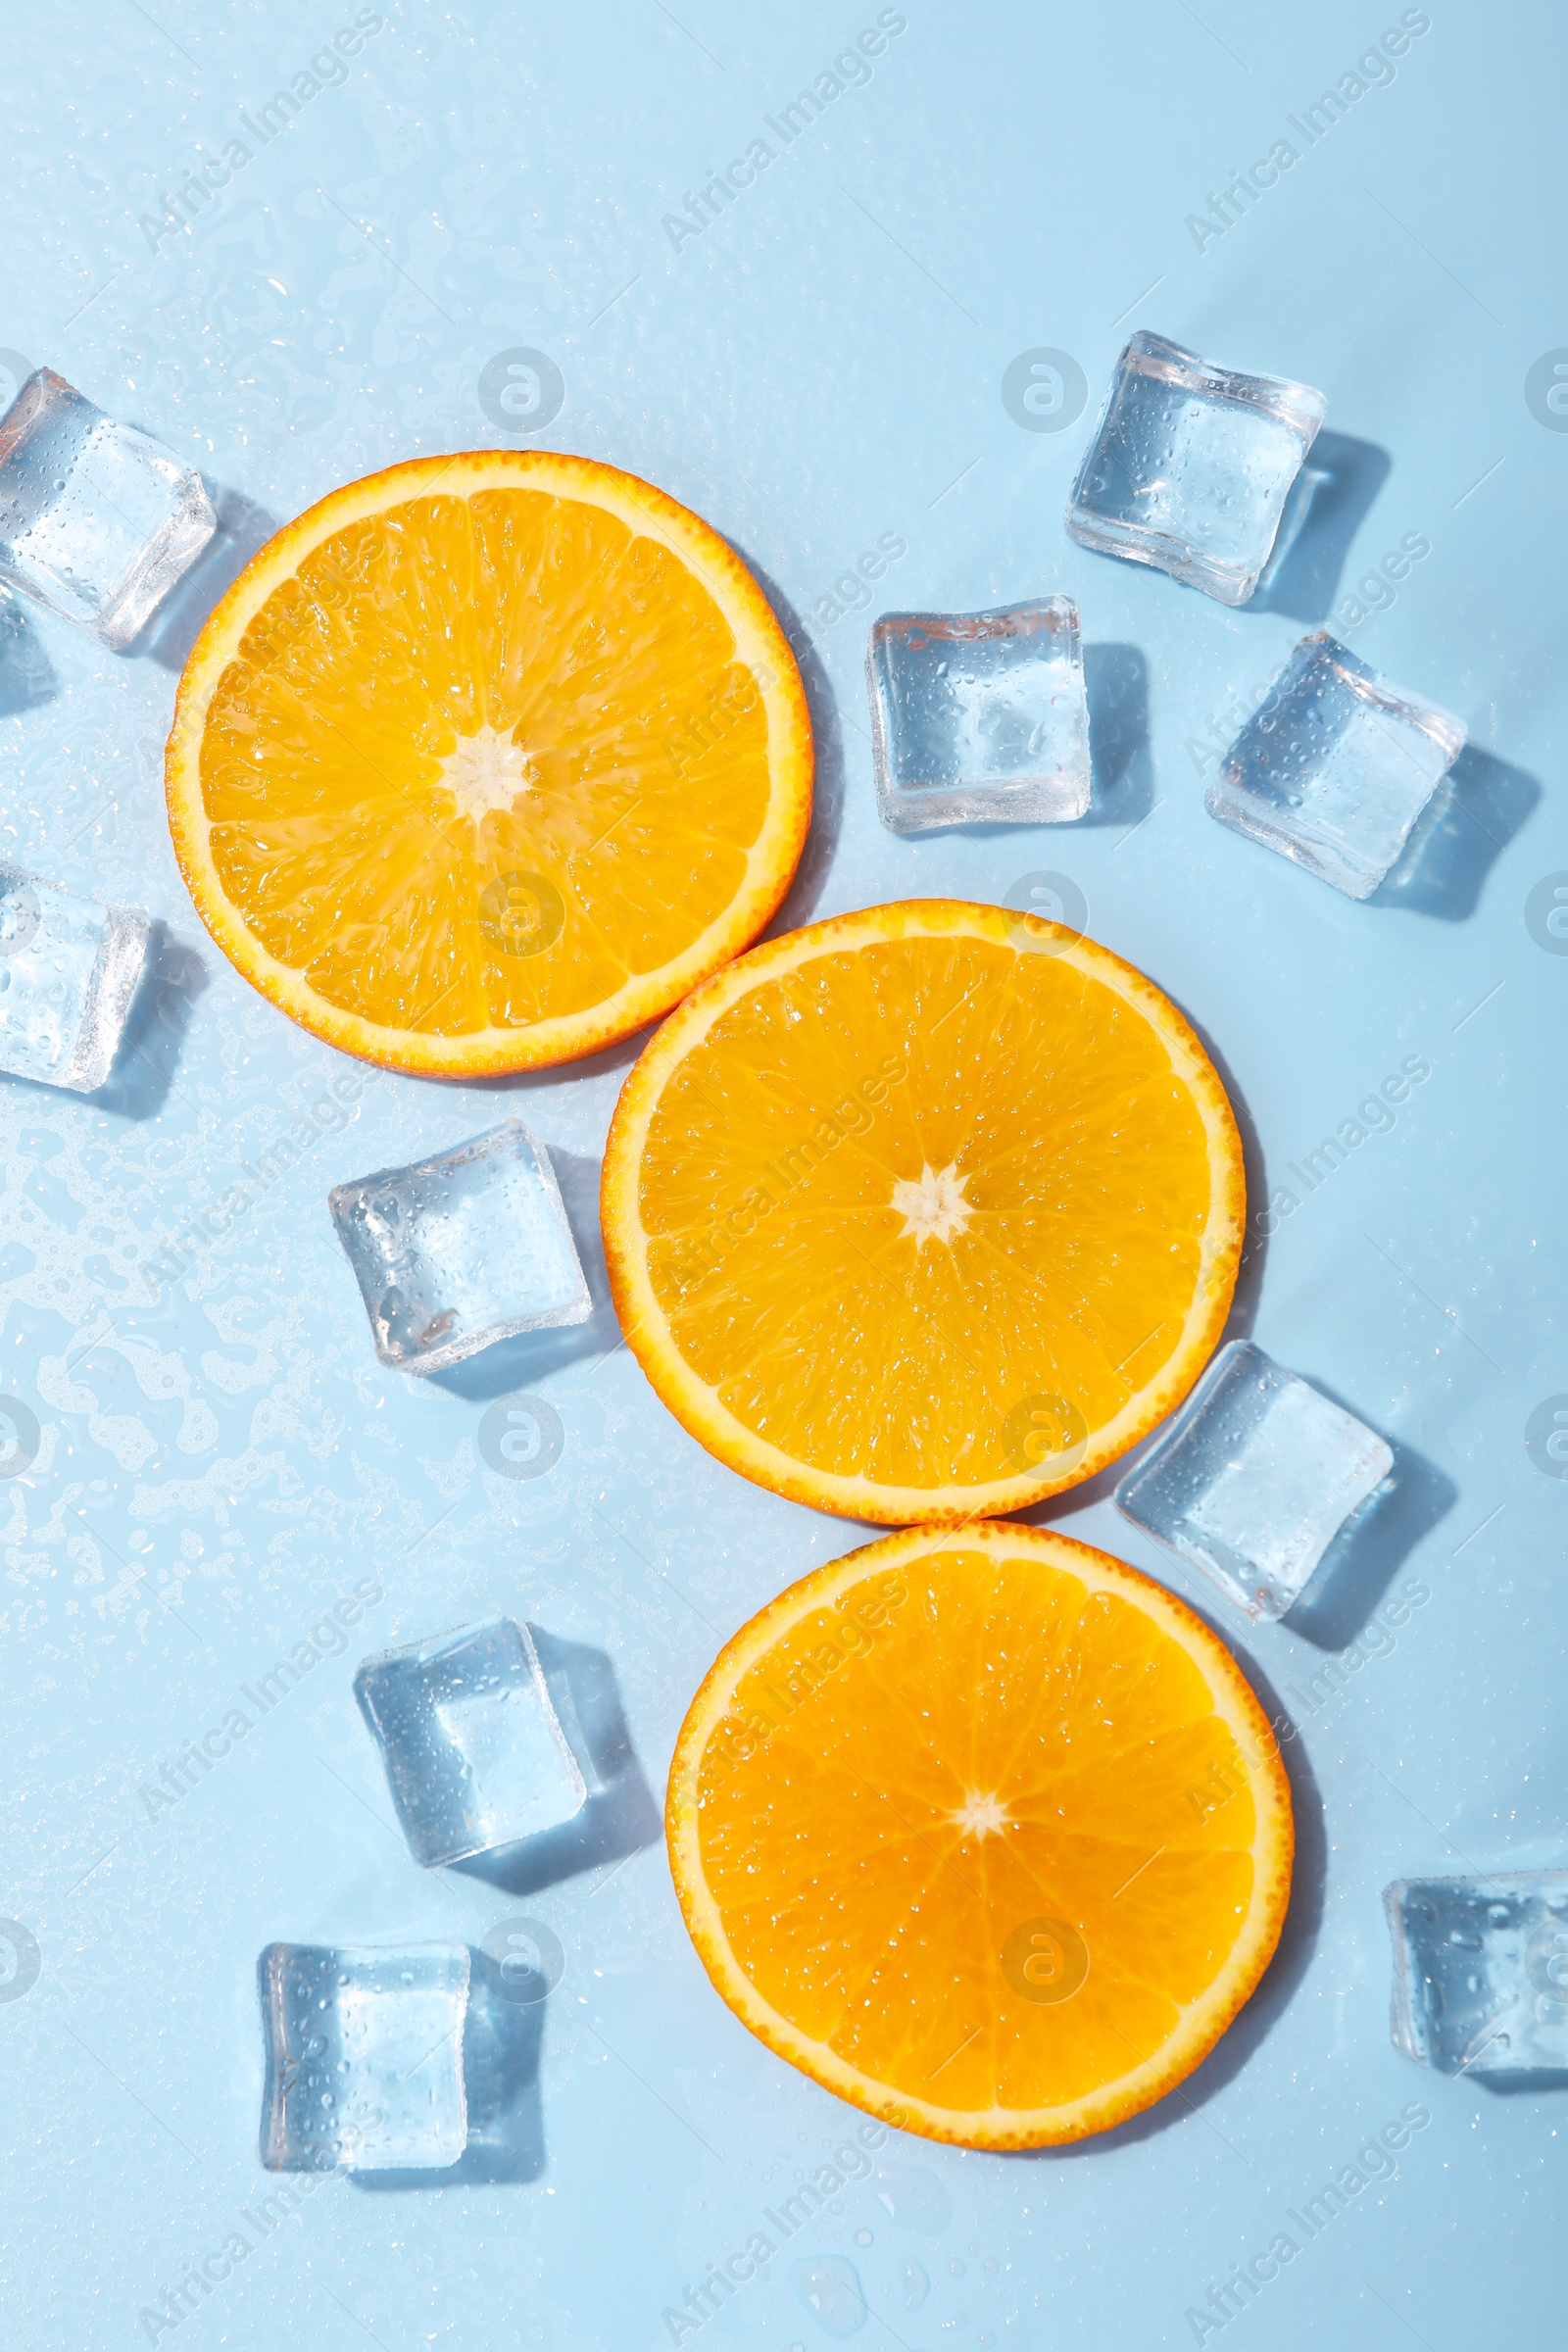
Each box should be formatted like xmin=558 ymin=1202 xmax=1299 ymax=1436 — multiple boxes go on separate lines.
xmin=789 ymin=2257 xmax=867 ymax=2338
xmin=873 ymin=2163 xmax=952 ymax=2233
xmin=904 ymin=2260 xmax=929 ymax=2309
xmin=853 ymin=2228 xmax=873 ymax=2247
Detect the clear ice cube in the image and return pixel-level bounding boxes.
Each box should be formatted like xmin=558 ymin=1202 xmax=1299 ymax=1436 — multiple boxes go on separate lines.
xmin=1385 ymin=1873 xmax=1568 ymax=2076
xmin=1065 ymin=331 xmax=1327 ymax=606
xmin=329 ymin=1117 xmax=590 ymax=1374
xmin=1253 ymin=463 xmax=1331 ymax=595
xmin=866 ymin=596 xmax=1091 ymax=834
xmin=1205 ymin=633 xmax=1466 ymax=899
xmin=257 ymin=1940 xmax=469 ymax=2172
xmin=0 ymin=864 xmax=149 ymax=1092
xmin=0 ymin=369 xmax=217 ymax=647
xmin=1114 ymin=1340 xmax=1393 ymax=1620
xmin=354 ymin=1615 xmax=589 ymax=1868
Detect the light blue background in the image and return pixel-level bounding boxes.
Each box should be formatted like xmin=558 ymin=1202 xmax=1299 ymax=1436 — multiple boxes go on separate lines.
xmin=2 ymin=3 xmax=1564 ymax=2345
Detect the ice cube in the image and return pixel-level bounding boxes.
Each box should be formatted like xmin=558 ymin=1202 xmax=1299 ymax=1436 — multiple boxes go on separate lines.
xmin=866 ymin=596 xmax=1091 ymax=834
xmin=1253 ymin=463 xmax=1332 ymax=595
xmin=0 ymin=863 xmax=149 ymax=1092
xmin=1385 ymin=1873 xmax=1568 ymax=2076
xmin=257 ymin=1939 xmax=469 ymax=2172
xmin=0 ymin=369 xmax=217 ymax=647
xmin=354 ymin=1615 xmax=588 ymax=1868
xmin=328 ymin=1117 xmax=590 ymax=1374
xmin=1065 ymin=331 xmax=1327 ymax=606
xmin=1205 ymin=633 xmax=1466 ymax=899
xmin=1114 ymin=1340 xmax=1393 ymax=1620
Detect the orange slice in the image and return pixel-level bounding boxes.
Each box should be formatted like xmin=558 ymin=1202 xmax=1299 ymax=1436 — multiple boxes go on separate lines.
xmin=166 ymin=452 xmax=811 ymax=1073
xmin=602 ymin=900 xmax=1243 ymax=1522
xmin=668 ymin=1520 xmax=1293 ymax=2148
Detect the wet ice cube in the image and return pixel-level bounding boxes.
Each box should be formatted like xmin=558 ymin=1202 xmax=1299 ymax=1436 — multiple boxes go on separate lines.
xmin=1385 ymin=1873 xmax=1568 ymax=2076
xmin=1065 ymin=331 xmax=1327 ymax=606
xmin=866 ymin=596 xmax=1091 ymax=834
xmin=354 ymin=1615 xmax=588 ymax=1868
xmin=329 ymin=1117 xmax=590 ymax=1374
xmin=1114 ymin=1340 xmax=1393 ymax=1620
xmin=0 ymin=864 xmax=149 ymax=1092
xmin=257 ymin=1940 xmax=469 ymax=2172
xmin=1253 ymin=463 xmax=1332 ymax=595
xmin=1206 ymin=633 xmax=1466 ymax=899
xmin=0 ymin=369 xmax=216 ymax=647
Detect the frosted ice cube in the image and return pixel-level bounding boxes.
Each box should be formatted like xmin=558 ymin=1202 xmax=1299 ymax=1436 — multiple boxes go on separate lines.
xmin=0 ymin=369 xmax=217 ymax=647
xmin=1114 ymin=1340 xmax=1393 ymax=1620
xmin=329 ymin=1117 xmax=590 ymax=1374
xmin=0 ymin=864 xmax=149 ymax=1092
xmin=1065 ymin=331 xmax=1327 ymax=606
xmin=354 ymin=1615 xmax=588 ymax=1868
xmin=866 ymin=596 xmax=1091 ymax=834
xmin=1385 ymin=1873 xmax=1568 ymax=2076
xmin=1206 ymin=633 xmax=1466 ymax=899
xmin=257 ymin=1940 xmax=469 ymax=2172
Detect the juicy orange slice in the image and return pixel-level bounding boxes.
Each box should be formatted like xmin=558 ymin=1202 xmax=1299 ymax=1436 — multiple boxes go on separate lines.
xmin=166 ymin=452 xmax=811 ymax=1073
xmin=602 ymin=900 xmax=1244 ymax=1522
xmin=668 ymin=1520 xmax=1292 ymax=2147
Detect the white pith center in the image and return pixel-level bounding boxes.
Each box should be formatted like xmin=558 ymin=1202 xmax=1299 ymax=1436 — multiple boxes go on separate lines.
xmin=439 ymin=723 xmax=535 ymax=825
xmin=954 ymin=1791 xmax=1009 ymax=1840
xmin=891 ymin=1160 xmax=972 ymax=1250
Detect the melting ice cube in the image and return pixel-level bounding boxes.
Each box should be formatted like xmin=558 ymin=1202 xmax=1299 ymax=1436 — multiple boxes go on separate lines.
xmin=1065 ymin=331 xmax=1326 ymax=606
xmin=866 ymin=596 xmax=1091 ymax=833
xmin=0 ymin=864 xmax=149 ymax=1092
xmin=1114 ymin=1340 xmax=1393 ymax=1620
xmin=1385 ymin=1873 xmax=1568 ymax=2076
xmin=257 ymin=1940 xmax=469 ymax=2172
xmin=328 ymin=1118 xmax=590 ymax=1374
xmin=1206 ymin=632 xmax=1466 ymax=899
xmin=0 ymin=369 xmax=216 ymax=646
xmin=354 ymin=1615 xmax=588 ymax=1868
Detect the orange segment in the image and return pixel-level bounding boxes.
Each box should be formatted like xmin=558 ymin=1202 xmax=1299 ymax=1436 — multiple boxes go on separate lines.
xmin=601 ymin=900 xmax=1244 ymax=1522
xmin=667 ymin=1521 xmax=1293 ymax=2148
xmin=166 ymin=453 xmax=812 ymax=1073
